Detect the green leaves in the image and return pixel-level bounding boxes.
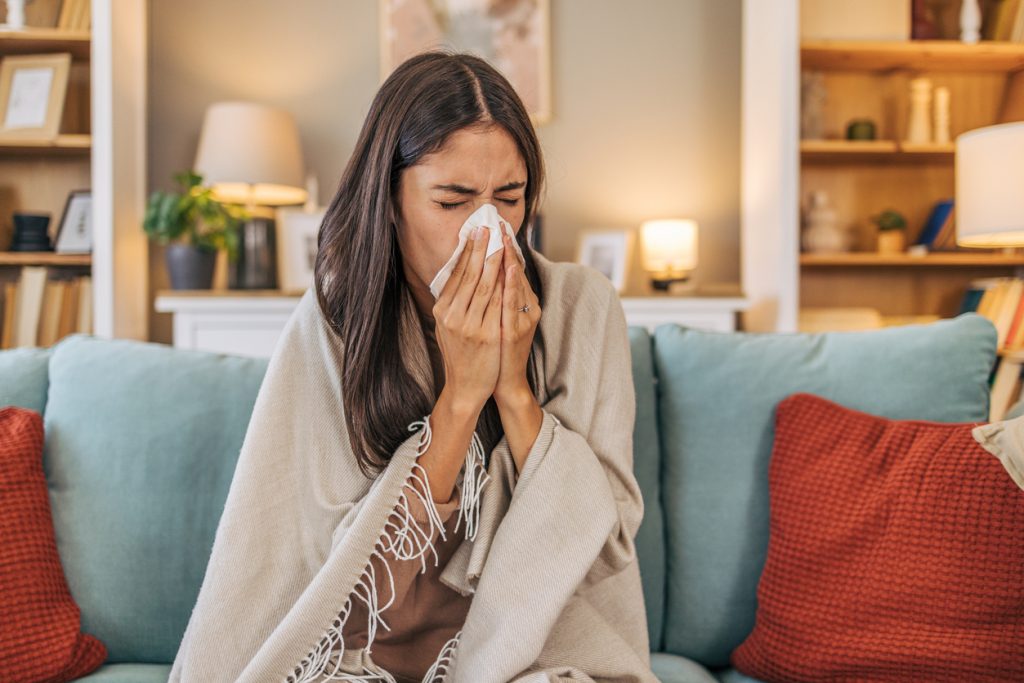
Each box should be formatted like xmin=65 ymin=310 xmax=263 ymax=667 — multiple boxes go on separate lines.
xmin=142 ymin=170 xmax=249 ymax=262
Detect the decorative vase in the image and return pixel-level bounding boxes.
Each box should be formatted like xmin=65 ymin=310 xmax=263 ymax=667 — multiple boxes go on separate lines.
xmin=877 ymin=230 xmax=906 ymax=255
xmin=166 ymin=243 xmax=217 ymax=290
xmin=802 ymin=190 xmax=851 ymax=253
xmin=10 ymin=213 xmax=52 ymax=251
xmin=960 ymin=0 xmax=981 ymax=44
xmin=934 ymin=86 xmax=951 ymax=144
xmin=906 ymin=78 xmax=932 ymax=145
xmin=4 ymin=0 xmax=25 ymax=29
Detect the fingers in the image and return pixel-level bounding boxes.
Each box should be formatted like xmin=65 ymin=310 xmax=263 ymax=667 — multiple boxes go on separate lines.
xmin=438 ymin=225 xmax=478 ymax=305
xmin=450 ymin=225 xmax=489 ymax=313
xmin=502 ymin=246 xmax=522 ymax=333
xmin=482 ymin=258 xmax=504 ymax=330
xmin=465 ymin=226 xmax=504 ymax=325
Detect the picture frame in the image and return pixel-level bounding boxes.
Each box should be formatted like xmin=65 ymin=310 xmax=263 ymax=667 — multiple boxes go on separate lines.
xmin=379 ymin=0 xmax=552 ymax=125
xmin=576 ymin=229 xmax=634 ymax=293
xmin=276 ymin=206 xmax=326 ymax=294
xmin=0 ymin=52 xmax=71 ymax=142
xmin=53 ymin=189 xmax=91 ymax=253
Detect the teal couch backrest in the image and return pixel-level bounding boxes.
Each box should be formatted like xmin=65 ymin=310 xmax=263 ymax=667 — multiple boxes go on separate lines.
xmin=628 ymin=326 xmax=667 ymax=652
xmin=649 ymin=313 xmax=997 ymax=669
xmin=0 ymin=330 xmax=670 ymax=665
xmin=38 ymin=334 xmax=269 ymax=664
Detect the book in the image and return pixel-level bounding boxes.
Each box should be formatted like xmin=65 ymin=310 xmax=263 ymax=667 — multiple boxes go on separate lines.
xmin=0 ymin=282 xmax=15 ymax=349
xmin=1003 ymin=284 xmax=1024 ymax=348
xmin=58 ymin=278 xmax=80 ymax=341
xmin=13 ymin=267 xmax=48 ymax=348
xmin=913 ymin=199 xmax=954 ymax=248
xmin=37 ymin=280 xmax=66 ymax=347
xmin=994 ymin=279 xmax=1024 ymax=348
xmin=77 ymin=276 xmax=92 ymax=334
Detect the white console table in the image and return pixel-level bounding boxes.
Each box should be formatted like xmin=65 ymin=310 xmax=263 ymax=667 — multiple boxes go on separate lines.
xmin=156 ymin=288 xmax=749 ymax=359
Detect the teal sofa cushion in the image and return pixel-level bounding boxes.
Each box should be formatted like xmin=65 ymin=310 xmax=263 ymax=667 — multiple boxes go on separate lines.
xmin=628 ymin=326 xmax=666 ymax=651
xmin=75 ymin=663 xmax=172 ymax=682
xmin=0 ymin=346 xmax=51 ymax=413
xmin=652 ymin=313 xmax=997 ymax=667
xmin=43 ymin=334 xmax=268 ymax=664
xmin=650 ymin=652 xmax=717 ymax=683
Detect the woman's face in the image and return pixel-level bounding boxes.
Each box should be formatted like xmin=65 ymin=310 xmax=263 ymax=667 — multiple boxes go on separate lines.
xmin=396 ymin=124 xmax=527 ymax=311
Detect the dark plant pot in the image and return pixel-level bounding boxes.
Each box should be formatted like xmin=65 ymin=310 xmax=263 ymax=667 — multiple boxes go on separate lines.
xmin=166 ymin=243 xmax=217 ymax=289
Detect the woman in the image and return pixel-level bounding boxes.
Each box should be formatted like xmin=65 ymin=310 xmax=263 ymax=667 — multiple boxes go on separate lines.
xmin=169 ymin=50 xmax=657 ymax=683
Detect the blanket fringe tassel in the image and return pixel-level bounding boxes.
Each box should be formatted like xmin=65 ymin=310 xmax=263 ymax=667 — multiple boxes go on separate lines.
xmin=284 ymin=414 xmax=482 ymax=683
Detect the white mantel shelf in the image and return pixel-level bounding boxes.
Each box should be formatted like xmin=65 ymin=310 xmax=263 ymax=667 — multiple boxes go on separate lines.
xmin=156 ymin=289 xmax=749 ymax=358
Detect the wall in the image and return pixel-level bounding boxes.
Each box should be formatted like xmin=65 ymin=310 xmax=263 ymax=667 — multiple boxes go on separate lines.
xmin=147 ymin=0 xmax=741 ymax=343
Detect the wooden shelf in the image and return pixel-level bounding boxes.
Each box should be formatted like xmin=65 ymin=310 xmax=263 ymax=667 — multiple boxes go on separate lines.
xmin=0 ymin=134 xmax=91 ymax=156
xmin=0 ymin=252 xmax=91 ymax=266
xmin=801 ymin=39 xmax=1024 ymax=72
xmin=800 ymin=252 xmax=1024 ymax=267
xmin=0 ymin=28 xmax=90 ymax=60
xmin=801 ymin=139 xmax=955 ymax=162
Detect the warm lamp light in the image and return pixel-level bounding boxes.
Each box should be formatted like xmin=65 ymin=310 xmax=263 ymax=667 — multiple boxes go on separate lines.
xmin=193 ymin=101 xmax=308 ymax=289
xmin=194 ymin=101 xmax=308 ymax=206
xmin=640 ymin=218 xmax=698 ymax=290
xmin=956 ymin=122 xmax=1024 ymax=248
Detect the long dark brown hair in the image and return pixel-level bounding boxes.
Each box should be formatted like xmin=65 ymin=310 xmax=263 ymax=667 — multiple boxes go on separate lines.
xmin=314 ymin=50 xmax=547 ymax=480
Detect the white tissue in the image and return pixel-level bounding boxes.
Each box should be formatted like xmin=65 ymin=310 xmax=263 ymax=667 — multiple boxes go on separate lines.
xmin=428 ymin=202 xmax=526 ymax=299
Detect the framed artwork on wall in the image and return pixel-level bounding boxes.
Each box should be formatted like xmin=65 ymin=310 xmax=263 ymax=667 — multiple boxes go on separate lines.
xmin=379 ymin=0 xmax=552 ymax=125
xmin=0 ymin=52 xmax=71 ymax=142
xmin=576 ymin=229 xmax=634 ymax=294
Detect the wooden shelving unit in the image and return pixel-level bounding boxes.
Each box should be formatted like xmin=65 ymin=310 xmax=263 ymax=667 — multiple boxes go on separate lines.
xmin=0 ymin=19 xmax=95 ymax=348
xmin=0 ymin=252 xmax=91 ymax=266
xmin=799 ymin=38 xmax=1024 ymax=324
xmin=801 ymin=39 xmax=1024 ymax=72
xmin=800 ymin=252 xmax=1024 ymax=267
xmin=800 ymin=139 xmax=954 ymax=163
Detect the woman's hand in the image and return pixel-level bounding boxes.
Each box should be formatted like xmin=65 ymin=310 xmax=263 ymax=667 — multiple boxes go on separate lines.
xmin=494 ymin=231 xmax=541 ymax=408
xmin=433 ymin=225 xmax=505 ymax=416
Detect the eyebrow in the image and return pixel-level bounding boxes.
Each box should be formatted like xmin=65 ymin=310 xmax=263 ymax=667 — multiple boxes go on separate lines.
xmin=430 ymin=181 xmax=526 ymax=194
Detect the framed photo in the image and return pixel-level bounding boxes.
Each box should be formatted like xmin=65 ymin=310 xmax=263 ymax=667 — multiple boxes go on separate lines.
xmin=276 ymin=207 xmax=326 ymax=294
xmin=54 ymin=189 xmax=91 ymax=253
xmin=576 ymin=229 xmax=634 ymax=293
xmin=0 ymin=53 xmax=71 ymax=142
xmin=379 ymin=0 xmax=552 ymax=125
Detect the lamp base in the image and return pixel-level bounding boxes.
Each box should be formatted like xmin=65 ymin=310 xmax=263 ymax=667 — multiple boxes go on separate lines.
xmin=650 ymin=272 xmax=691 ymax=291
xmin=228 ymin=216 xmax=278 ymax=290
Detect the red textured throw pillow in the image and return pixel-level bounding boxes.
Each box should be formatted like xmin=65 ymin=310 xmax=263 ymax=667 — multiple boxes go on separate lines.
xmin=0 ymin=406 xmax=106 ymax=682
xmin=732 ymin=393 xmax=1024 ymax=683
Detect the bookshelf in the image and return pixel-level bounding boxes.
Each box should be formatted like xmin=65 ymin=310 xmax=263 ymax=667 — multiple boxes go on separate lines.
xmin=799 ymin=37 xmax=1024 ymax=324
xmin=0 ymin=0 xmax=148 ymax=348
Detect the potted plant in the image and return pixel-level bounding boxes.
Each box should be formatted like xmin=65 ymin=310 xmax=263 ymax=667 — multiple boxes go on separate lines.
xmin=143 ymin=170 xmax=247 ymax=289
xmin=871 ymin=209 xmax=908 ymax=255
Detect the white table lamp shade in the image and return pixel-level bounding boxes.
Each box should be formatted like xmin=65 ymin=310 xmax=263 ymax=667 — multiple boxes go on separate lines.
xmin=956 ymin=121 xmax=1024 ymax=247
xmin=640 ymin=219 xmax=698 ymax=273
xmin=194 ymin=101 xmax=308 ymax=206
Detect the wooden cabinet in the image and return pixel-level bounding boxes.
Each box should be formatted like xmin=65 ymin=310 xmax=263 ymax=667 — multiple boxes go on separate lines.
xmin=799 ymin=39 xmax=1024 ymax=326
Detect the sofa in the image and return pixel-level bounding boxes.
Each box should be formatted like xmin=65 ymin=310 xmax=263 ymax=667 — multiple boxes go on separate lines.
xmin=0 ymin=311 xmax=1004 ymax=683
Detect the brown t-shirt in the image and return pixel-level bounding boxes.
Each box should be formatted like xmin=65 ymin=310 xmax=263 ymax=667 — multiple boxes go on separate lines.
xmin=341 ymin=479 xmax=471 ymax=682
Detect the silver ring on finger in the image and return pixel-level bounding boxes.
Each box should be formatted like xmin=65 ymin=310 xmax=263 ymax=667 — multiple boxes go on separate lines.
xmin=517 ymin=304 xmax=531 ymax=313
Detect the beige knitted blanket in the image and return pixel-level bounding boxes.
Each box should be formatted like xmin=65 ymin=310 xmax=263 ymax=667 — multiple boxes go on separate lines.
xmin=168 ymin=250 xmax=657 ymax=682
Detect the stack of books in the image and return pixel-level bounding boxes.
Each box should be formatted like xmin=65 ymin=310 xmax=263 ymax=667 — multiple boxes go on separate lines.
xmin=959 ymin=276 xmax=1024 ymax=420
xmin=0 ymin=266 xmax=92 ymax=349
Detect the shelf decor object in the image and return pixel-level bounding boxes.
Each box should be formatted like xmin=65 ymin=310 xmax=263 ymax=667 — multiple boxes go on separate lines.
xmin=640 ymin=218 xmax=698 ymax=291
xmin=576 ymin=228 xmax=634 ymax=293
xmin=956 ymin=122 xmax=1024 ymax=248
xmin=0 ymin=52 xmax=70 ymax=142
xmin=193 ymin=101 xmax=308 ymax=290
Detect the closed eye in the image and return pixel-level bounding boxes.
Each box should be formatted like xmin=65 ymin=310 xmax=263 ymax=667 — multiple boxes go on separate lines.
xmin=438 ymin=198 xmax=520 ymax=210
